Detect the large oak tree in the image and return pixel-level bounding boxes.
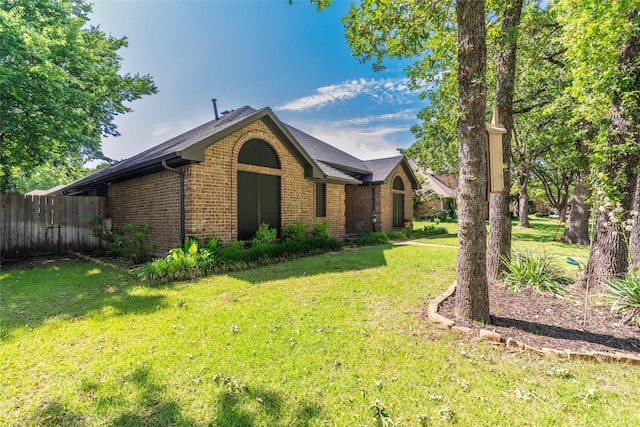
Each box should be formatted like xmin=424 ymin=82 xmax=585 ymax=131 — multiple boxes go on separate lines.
xmin=557 ymin=0 xmax=640 ymax=288
xmin=0 ymin=0 xmax=157 ymax=192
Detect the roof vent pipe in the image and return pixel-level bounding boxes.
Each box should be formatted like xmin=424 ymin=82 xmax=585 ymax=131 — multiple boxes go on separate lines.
xmin=212 ymin=98 xmax=219 ymax=120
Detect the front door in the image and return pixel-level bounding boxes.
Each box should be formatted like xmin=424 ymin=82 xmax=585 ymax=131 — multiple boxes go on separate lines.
xmin=237 ymin=171 xmax=280 ymax=240
xmin=393 ymin=193 xmax=404 ymax=227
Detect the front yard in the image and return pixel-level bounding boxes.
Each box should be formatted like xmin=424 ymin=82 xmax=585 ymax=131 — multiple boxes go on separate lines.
xmin=1 ymin=220 xmax=639 ymax=426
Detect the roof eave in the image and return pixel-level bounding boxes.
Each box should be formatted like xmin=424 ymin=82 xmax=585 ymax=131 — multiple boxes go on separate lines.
xmin=321 ymin=161 xmax=371 ymax=176
xmin=324 ymin=176 xmax=362 ymax=185
xmin=179 ymin=107 xmax=324 ymax=180
xmin=63 ymin=153 xmax=183 ymax=194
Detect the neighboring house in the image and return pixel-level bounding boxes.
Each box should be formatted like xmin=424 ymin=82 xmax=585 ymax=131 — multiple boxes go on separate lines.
xmin=25 ymin=184 xmax=67 ymax=196
xmin=61 ymin=106 xmax=418 ymax=253
xmin=409 ymin=159 xmax=458 ymax=219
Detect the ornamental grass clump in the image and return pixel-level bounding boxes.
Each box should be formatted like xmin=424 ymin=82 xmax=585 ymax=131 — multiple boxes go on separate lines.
xmin=500 ymin=251 xmax=571 ymax=297
xmin=604 ymin=272 xmax=640 ymax=325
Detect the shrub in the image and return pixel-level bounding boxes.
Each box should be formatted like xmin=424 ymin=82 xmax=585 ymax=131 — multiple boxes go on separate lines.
xmin=353 ymin=232 xmax=389 ymax=246
xmin=139 ymin=233 xmax=343 ymax=285
xmin=88 ymin=215 xmax=155 ymax=264
xmin=119 ymin=222 xmax=155 ymax=265
xmin=387 ymin=231 xmax=406 ymax=240
xmin=251 ymin=223 xmax=277 ymax=247
xmin=412 ymin=224 xmax=447 ymax=238
xmin=604 ymin=273 xmax=640 ymax=325
xmin=310 ymin=220 xmax=330 ymax=239
xmin=500 ymin=252 xmax=571 ymax=297
xmin=283 ymin=221 xmax=308 ymax=242
xmin=88 ymin=214 xmax=123 ymax=257
xmin=426 ymin=208 xmax=457 ymax=223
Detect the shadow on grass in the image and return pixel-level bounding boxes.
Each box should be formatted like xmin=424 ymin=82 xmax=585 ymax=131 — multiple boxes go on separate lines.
xmin=27 ymin=366 xmax=197 ymax=427
xmin=512 ymin=217 xmax=565 ymax=242
xmin=26 ymin=400 xmax=87 ymax=427
xmin=227 ymin=244 xmax=392 ymax=284
xmin=214 ymin=376 xmax=323 ymax=427
xmin=110 ymin=366 xmax=195 ymax=427
xmin=0 ymin=257 xmax=167 ymax=339
xmin=28 ymin=367 xmax=323 ymax=427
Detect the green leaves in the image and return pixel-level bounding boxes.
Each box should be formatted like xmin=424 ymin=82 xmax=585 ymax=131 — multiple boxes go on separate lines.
xmin=0 ymin=0 xmax=157 ymax=191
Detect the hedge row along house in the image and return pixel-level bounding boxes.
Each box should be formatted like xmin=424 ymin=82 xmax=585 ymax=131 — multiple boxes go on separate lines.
xmin=61 ymin=106 xmax=419 ymax=253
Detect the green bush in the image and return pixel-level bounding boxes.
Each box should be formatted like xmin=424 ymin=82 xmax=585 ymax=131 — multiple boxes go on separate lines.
xmin=499 ymin=252 xmax=571 ymax=297
xmin=119 ymin=222 xmax=155 ymax=265
xmin=412 ymin=224 xmax=447 ymax=238
xmin=283 ymin=221 xmax=308 ymax=242
xmin=353 ymin=232 xmax=389 ymax=246
xmin=310 ymin=220 xmax=330 ymax=239
xmin=139 ymin=233 xmax=343 ymax=285
xmin=88 ymin=214 xmax=123 ymax=257
xmin=387 ymin=231 xmax=406 ymax=239
xmin=604 ymin=273 xmax=640 ymax=325
xmin=88 ymin=215 xmax=155 ymax=265
xmin=251 ymin=223 xmax=277 ymax=247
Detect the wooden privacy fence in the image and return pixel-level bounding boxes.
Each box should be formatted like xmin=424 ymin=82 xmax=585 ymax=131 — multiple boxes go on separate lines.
xmin=1 ymin=195 xmax=109 ymax=259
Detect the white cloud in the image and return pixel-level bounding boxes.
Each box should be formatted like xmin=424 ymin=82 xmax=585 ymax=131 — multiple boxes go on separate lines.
xmin=339 ymin=109 xmax=418 ymax=125
xmin=151 ymin=123 xmax=172 ymax=137
xmin=306 ymin=123 xmax=411 ymax=160
xmin=276 ymin=77 xmax=415 ymax=112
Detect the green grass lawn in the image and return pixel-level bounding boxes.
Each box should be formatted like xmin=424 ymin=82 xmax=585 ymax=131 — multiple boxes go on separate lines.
xmin=2 ymin=219 xmax=639 ymax=426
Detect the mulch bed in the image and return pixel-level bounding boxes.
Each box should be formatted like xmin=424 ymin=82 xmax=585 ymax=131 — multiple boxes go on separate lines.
xmin=438 ymin=281 xmax=640 ymax=355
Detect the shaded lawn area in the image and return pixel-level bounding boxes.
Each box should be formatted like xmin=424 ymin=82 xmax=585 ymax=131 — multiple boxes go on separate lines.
xmin=2 ymin=241 xmax=639 ymax=426
xmin=415 ymin=217 xmax=590 ymax=261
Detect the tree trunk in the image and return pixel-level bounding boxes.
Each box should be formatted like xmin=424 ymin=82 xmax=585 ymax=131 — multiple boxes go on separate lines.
xmin=581 ymin=11 xmax=640 ymax=290
xmin=629 ymin=174 xmax=640 ymax=269
xmin=487 ymin=0 xmax=523 ymax=280
xmin=516 ymin=172 xmax=531 ymax=228
xmin=454 ymin=0 xmax=490 ymax=323
xmin=561 ymin=172 xmax=591 ymax=245
xmin=559 ymin=206 xmax=568 ymax=223
xmin=557 ymin=176 xmax=571 ymax=222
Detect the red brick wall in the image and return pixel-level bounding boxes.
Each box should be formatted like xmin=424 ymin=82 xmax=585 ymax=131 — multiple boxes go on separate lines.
xmin=345 ymin=185 xmax=374 ymax=234
xmin=345 ymin=163 xmax=415 ymax=235
xmin=380 ymin=164 xmax=414 ymax=231
xmin=109 ymin=170 xmax=183 ymax=254
xmin=186 ymin=119 xmax=345 ymax=244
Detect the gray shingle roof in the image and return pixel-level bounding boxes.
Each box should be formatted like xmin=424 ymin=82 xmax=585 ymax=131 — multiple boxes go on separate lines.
xmin=67 ymin=106 xmax=258 ymax=190
xmin=363 ymin=156 xmax=405 ymax=183
xmin=64 ymin=105 xmax=417 ymax=193
xmin=285 ymin=124 xmax=370 ymax=174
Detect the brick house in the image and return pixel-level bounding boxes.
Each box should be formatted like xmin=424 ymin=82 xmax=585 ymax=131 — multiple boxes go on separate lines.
xmin=409 ymin=159 xmax=458 ymax=219
xmin=63 ymin=106 xmax=418 ymax=253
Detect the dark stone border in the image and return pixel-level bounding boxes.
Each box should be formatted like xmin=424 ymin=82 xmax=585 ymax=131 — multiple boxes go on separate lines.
xmin=427 ymin=281 xmax=640 ymax=365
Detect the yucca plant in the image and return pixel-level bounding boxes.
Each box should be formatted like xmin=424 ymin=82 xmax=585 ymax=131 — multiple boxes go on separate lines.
xmin=500 ymin=252 xmax=571 ymax=297
xmin=604 ymin=273 xmax=640 ymax=325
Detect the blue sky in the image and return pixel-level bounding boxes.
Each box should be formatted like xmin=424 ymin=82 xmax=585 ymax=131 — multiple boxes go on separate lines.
xmin=89 ymin=0 xmax=425 ymax=162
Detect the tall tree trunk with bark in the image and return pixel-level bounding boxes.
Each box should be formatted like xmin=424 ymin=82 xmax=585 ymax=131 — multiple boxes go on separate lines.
xmin=559 ymin=205 xmax=568 ymax=223
xmin=454 ymin=0 xmax=490 ymax=322
xmin=561 ymin=172 xmax=591 ymax=245
xmin=629 ymin=174 xmax=640 ymax=269
xmin=516 ymin=171 xmax=531 ymax=228
xmin=487 ymin=0 xmax=523 ymax=279
xmin=582 ymin=11 xmax=640 ymax=290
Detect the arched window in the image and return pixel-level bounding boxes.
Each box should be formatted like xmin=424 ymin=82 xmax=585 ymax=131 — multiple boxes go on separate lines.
xmin=238 ymin=139 xmax=280 ymax=169
xmin=393 ymin=176 xmax=404 ymax=190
